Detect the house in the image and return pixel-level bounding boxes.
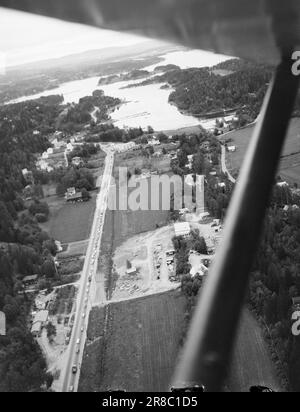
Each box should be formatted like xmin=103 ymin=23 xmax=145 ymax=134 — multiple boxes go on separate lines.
xmin=72 ymin=156 xmax=83 ymax=167
xmin=212 ymin=219 xmax=221 ymax=227
xmin=31 ymin=310 xmax=49 ymax=338
xmin=199 ymin=212 xmax=210 ymax=222
xmin=55 ymin=240 xmax=63 ymax=253
xmin=228 ymin=146 xmax=237 ymax=152
xmin=148 ymin=138 xmax=160 ymax=146
xmin=174 ymin=222 xmax=191 ymax=238
xmin=65 ymin=188 xmax=83 ymax=203
xmin=23 ymin=185 xmax=34 ymax=201
xmin=292 ymin=297 xmax=300 ymax=308
xmin=200 ymin=141 xmax=211 ymax=151
xmin=218 ymin=182 xmax=226 ymax=189
xmin=126 ymin=267 xmax=137 ymax=276
xmin=23 ymin=275 xmax=38 ymax=287
xmin=66 ymin=143 xmax=74 ymax=152
xmin=22 ymin=169 xmax=34 ymax=184
xmin=36 ymin=158 xmax=54 ymax=173
xmin=277 ymin=181 xmax=289 ymax=188
xmin=0 ymin=311 xmax=6 ymax=336
xmin=179 ymin=208 xmax=190 ymax=216
xmin=42 ymin=152 xmax=49 ymax=160
xmin=166 ymin=249 xmax=175 ymax=257
xmin=54 ymin=131 xmax=64 ymax=139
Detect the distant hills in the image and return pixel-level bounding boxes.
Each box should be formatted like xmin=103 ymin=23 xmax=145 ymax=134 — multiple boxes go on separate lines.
xmin=7 ymin=41 xmax=183 ymax=75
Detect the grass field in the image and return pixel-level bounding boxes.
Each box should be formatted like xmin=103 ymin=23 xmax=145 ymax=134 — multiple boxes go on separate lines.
xmin=94 ymin=155 xmax=172 ymax=301
xmin=114 ymin=150 xmax=171 ymax=178
xmin=78 ymin=290 xmax=186 ymax=392
xmin=79 ymin=292 xmax=280 ymax=392
xmin=222 ymin=118 xmax=300 ymax=185
xmin=43 ymin=193 xmax=97 ymax=244
xmin=227 ymin=309 xmax=281 ymax=392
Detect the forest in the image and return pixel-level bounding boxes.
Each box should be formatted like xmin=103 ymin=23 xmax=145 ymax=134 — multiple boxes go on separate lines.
xmin=177 ymin=168 xmax=300 ymax=391
xmin=0 ymin=97 xmax=70 ymax=391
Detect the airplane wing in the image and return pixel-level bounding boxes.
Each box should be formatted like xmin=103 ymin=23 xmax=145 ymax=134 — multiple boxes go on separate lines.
xmin=0 ymin=0 xmax=300 ymax=64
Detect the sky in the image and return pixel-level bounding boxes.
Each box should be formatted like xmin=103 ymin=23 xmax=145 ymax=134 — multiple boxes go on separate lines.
xmin=0 ymin=7 xmax=150 ymax=68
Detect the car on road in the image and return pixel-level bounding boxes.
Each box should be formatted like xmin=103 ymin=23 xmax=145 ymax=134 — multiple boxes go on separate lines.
xmin=72 ymin=366 xmax=78 ymax=374
xmin=81 ymin=327 xmax=84 ymax=333
xmin=69 ymin=386 xmax=74 ymax=392
xmin=82 ymin=313 xmax=86 ymax=319
xmin=76 ymin=346 xmax=80 ymax=354
xmin=76 ymin=338 xmax=80 ymax=345
xmin=88 ymin=276 xmax=92 ymax=282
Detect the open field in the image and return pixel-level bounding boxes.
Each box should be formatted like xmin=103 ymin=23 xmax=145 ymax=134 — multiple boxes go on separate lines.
xmin=221 ymin=118 xmax=300 ymax=185
xmin=95 ymin=204 xmax=170 ymax=302
xmin=227 ymin=309 xmax=281 ymax=392
xmin=79 ymin=290 xmax=186 ymax=392
xmin=114 ymin=150 xmax=171 ymax=179
xmin=94 ymin=154 xmax=173 ymax=302
xmin=43 ymin=193 xmax=97 ymax=244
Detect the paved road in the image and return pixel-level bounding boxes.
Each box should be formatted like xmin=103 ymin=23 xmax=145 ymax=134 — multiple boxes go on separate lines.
xmin=61 ymin=147 xmax=114 ymax=392
xmin=221 ymin=145 xmax=236 ymax=184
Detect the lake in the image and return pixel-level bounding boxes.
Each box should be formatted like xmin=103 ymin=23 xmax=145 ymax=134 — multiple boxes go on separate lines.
xmin=8 ymin=50 xmax=232 ymax=131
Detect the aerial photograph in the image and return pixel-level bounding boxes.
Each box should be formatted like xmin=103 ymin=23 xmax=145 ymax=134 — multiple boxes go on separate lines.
xmin=0 ymin=0 xmax=300 ymax=397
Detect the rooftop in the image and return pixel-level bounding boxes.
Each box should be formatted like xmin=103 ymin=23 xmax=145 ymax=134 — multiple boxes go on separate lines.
xmin=33 ymin=310 xmax=49 ymax=324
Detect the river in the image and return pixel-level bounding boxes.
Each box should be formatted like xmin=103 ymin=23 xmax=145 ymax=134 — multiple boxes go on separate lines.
xmin=8 ymin=50 xmax=232 ymax=131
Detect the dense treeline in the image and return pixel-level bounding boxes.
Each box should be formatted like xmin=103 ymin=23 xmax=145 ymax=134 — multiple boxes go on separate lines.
xmin=179 ymin=176 xmax=300 ymax=391
xmin=171 ymin=131 xmax=233 ymax=219
xmin=86 ymin=124 xmax=144 ymax=143
xmin=59 ymin=90 xmax=120 ymax=132
xmin=128 ymin=59 xmax=274 ymax=125
xmin=0 ymin=97 xmax=67 ymax=391
xmin=249 ymin=189 xmax=300 ymax=391
xmin=167 ymin=62 xmax=271 ymax=122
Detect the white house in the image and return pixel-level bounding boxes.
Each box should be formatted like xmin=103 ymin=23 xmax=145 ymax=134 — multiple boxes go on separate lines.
xmin=228 ymin=146 xmax=237 ymax=152
xmin=148 ymin=139 xmax=160 ymax=146
xmin=277 ymin=181 xmax=289 ymax=188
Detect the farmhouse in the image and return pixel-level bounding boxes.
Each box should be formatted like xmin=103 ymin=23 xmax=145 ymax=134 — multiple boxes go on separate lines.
xmin=65 ymin=187 xmax=83 ymax=203
xmin=174 ymin=222 xmax=191 ymax=238
xmin=31 ymin=310 xmax=49 ymax=338
xmin=72 ymin=156 xmax=83 ymax=167
xmin=23 ymin=274 xmax=38 ymax=287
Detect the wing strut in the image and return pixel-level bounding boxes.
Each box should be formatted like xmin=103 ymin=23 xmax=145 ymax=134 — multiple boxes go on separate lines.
xmin=171 ymin=54 xmax=300 ymax=392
